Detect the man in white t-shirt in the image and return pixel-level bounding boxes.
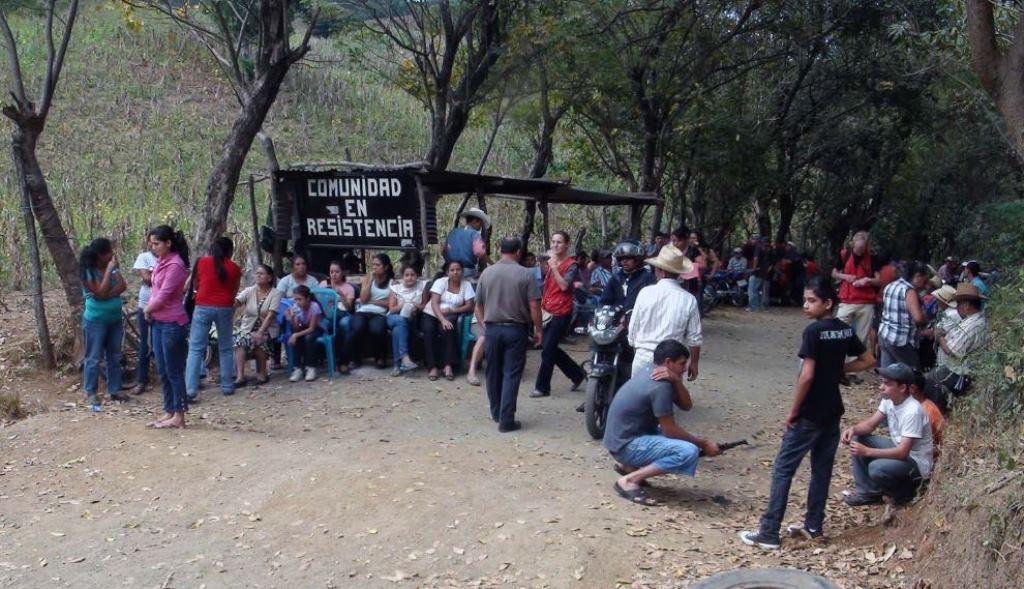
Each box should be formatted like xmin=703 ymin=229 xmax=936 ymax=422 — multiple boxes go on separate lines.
xmin=841 ymin=362 xmax=934 ymax=506
xmin=130 ymin=250 xmax=158 ymax=394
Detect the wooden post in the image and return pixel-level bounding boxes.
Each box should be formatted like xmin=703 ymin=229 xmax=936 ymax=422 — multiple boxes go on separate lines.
xmin=248 ymin=175 xmax=262 ymax=265
xmin=415 ymin=175 xmax=431 ymax=278
xmin=540 ymin=200 xmax=550 ymax=247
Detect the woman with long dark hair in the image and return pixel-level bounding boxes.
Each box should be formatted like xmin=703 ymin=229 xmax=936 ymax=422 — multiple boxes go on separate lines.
xmin=144 ymin=225 xmax=191 ymax=429
xmin=79 ymin=238 xmax=128 ymax=408
xmin=185 ymin=237 xmax=241 ymax=399
xmin=421 ymin=260 xmax=475 ymax=380
xmin=531 ymin=230 xmax=587 ymax=397
xmin=345 ymin=253 xmax=394 ymax=369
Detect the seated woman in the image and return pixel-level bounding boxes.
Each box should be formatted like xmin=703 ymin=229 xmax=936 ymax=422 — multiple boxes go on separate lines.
xmin=344 ymin=253 xmax=394 ymax=369
xmin=319 ymin=260 xmax=356 ymax=325
xmin=285 ymin=285 xmax=323 ymax=382
xmin=387 ymin=264 xmax=425 ymax=376
xmin=233 ymin=264 xmax=282 ymax=386
xmin=421 ymin=260 xmax=475 ymax=381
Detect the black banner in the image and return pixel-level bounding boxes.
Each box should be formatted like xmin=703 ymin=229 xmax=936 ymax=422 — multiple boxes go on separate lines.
xmin=280 ymin=169 xmax=423 ymax=251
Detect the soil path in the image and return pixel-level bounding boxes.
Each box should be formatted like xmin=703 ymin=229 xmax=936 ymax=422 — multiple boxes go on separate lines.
xmin=1 ymin=308 xmax=904 ymax=588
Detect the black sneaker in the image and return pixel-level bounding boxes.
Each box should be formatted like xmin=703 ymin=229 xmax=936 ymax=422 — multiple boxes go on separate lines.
xmin=786 ymin=524 xmax=822 ymax=540
xmin=498 ymin=420 xmax=522 ymax=433
xmin=575 ymin=403 xmax=585 ymax=413
xmin=843 ymin=492 xmax=884 ymax=507
xmin=738 ymin=530 xmax=780 ymax=550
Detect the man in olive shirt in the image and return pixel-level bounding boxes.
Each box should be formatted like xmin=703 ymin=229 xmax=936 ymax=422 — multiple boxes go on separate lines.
xmin=475 ymin=237 xmax=544 ymax=432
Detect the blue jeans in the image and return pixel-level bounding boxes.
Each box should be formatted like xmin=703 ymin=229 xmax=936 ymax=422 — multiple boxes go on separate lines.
xmin=758 ymin=419 xmax=840 ymax=540
xmin=135 ymin=309 xmax=151 ymax=386
xmin=748 ymin=276 xmax=769 ymax=311
xmin=387 ymin=314 xmax=413 ymax=367
xmin=613 ymin=435 xmax=700 ymax=476
xmin=186 ymin=306 xmax=236 ymax=397
xmin=534 ymin=313 xmax=586 ymax=394
xmin=82 ymin=318 xmax=123 ymax=396
xmin=850 ymin=435 xmax=922 ymax=501
xmin=152 ymin=320 xmax=188 ymax=413
xmin=484 ymin=323 xmax=529 ymax=425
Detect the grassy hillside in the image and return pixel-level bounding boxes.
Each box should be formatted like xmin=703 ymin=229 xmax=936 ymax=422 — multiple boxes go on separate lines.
xmin=0 ymin=5 xmax=601 ymax=292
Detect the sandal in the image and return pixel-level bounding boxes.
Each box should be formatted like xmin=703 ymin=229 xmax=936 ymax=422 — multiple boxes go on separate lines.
xmin=614 ymin=481 xmax=659 ymax=506
xmin=614 ymin=465 xmax=650 ymax=487
xmin=153 ymin=420 xmax=185 ymax=429
xmin=444 ymin=372 xmax=455 ymax=381
xmin=429 ymin=373 xmax=439 ymax=382
xmin=128 ymin=384 xmax=146 ymax=396
xmin=466 ymin=374 xmax=481 ymax=386
xmin=255 ymin=374 xmax=270 ymax=385
xmin=233 ymin=378 xmax=249 ymax=388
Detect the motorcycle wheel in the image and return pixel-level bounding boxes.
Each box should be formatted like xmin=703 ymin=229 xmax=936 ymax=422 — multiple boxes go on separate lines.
xmin=730 ymin=284 xmax=746 ymax=307
xmin=584 ymin=377 xmax=611 ymax=440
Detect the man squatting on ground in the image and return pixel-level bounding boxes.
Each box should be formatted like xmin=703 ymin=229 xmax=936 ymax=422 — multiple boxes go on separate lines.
xmin=603 ymin=340 xmax=722 ymax=507
xmin=740 ymin=277 xmax=875 ymax=550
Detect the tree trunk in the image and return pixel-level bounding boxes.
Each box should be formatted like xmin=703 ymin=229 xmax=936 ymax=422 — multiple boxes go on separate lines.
xmin=194 ymin=69 xmax=292 ymax=258
xmin=16 ymin=146 xmax=55 ymax=369
xmin=257 ymin=131 xmax=287 ymax=276
xmin=775 ymin=193 xmax=796 ymax=244
xmin=10 ymin=122 xmax=83 ymax=314
xmin=754 ymin=195 xmax=772 ymax=240
xmin=967 ymin=0 xmax=1024 ymax=162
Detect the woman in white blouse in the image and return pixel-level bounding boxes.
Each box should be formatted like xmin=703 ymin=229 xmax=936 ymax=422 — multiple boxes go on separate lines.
xmin=421 ymin=260 xmax=475 ymax=380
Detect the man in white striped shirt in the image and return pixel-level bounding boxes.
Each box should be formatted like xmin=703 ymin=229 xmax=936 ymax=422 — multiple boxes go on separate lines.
xmin=628 ymin=245 xmax=703 ymax=378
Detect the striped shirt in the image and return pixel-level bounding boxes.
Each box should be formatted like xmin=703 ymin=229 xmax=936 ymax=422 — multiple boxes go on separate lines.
xmin=879 ymin=277 xmax=917 ymax=347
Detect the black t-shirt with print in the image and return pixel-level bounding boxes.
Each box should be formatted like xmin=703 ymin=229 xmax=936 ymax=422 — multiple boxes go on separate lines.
xmin=797 ymin=317 xmax=866 ymax=425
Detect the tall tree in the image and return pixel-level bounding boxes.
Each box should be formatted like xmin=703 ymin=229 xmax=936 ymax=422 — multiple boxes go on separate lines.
xmin=0 ymin=1 xmax=82 ymax=364
xmin=967 ymin=0 xmax=1024 ymax=162
xmin=125 ymin=0 xmax=317 ymax=256
xmin=342 ymin=0 xmax=520 ymax=171
xmin=570 ymin=0 xmax=766 ymax=238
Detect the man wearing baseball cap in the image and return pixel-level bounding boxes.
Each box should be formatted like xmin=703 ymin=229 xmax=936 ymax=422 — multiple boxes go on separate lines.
xmin=444 ymin=207 xmax=491 ymax=280
xmin=842 ymin=362 xmax=935 ymax=506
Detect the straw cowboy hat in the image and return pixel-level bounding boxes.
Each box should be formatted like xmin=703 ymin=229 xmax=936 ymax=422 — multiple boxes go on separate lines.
xmin=462 ymin=207 xmax=491 ymax=230
xmin=954 ymin=282 xmax=985 ymax=301
xmin=645 ymin=244 xmax=693 ymax=275
xmin=931 ymin=285 xmax=957 ymax=308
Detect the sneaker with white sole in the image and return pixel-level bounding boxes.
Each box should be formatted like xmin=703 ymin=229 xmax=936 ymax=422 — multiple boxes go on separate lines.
xmin=738 ymin=530 xmax=781 ymax=550
xmin=786 ymin=524 xmax=822 ymax=540
xmin=289 ymin=368 xmax=304 ymax=382
xmin=304 ymin=367 xmax=317 ymax=382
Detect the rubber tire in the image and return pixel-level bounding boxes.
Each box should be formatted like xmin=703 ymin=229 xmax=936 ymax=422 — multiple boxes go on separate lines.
xmin=584 ymin=376 xmax=610 ymax=440
xmin=689 ymin=568 xmax=839 ymax=589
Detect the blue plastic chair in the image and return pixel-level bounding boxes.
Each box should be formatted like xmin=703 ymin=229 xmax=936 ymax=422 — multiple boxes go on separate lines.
xmin=277 ymin=298 xmax=296 ymax=371
xmin=459 ymin=314 xmax=477 ymax=370
xmin=311 ymin=288 xmax=339 ymax=380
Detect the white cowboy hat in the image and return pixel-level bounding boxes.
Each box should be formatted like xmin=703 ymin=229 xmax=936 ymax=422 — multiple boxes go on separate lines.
xmin=462 ymin=207 xmax=491 ymax=230
xmin=930 ymin=285 xmax=957 ymax=308
xmin=644 ymin=244 xmax=693 ymax=275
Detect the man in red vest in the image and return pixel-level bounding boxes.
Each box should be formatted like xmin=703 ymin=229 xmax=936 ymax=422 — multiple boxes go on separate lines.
xmin=831 ymin=231 xmax=881 ymax=347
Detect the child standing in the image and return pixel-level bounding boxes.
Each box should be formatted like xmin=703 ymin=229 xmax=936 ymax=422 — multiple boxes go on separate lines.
xmin=739 ymin=278 xmax=875 ymax=550
xmin=286 ymin=285 xmax=323 ymax=382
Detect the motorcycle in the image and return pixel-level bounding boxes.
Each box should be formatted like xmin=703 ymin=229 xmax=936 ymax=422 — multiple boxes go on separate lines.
xmin=583 ymin=305 xmax=630 ymax=439
xmin=704 ymin=270 xmax=748 ymax=309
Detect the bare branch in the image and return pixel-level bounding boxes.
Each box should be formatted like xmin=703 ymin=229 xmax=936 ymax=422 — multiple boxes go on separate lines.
xmin=0 ymin=8 xmax=28 ymax=108
xmin=39 ymin=0 xmax=78 ymax=118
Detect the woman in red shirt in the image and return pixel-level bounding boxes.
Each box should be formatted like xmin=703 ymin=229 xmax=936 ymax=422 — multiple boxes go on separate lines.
xmin=531 ymin=230 xmax=587 ymax=398
xmin=185 ymin=237 xmax=241 ymax=400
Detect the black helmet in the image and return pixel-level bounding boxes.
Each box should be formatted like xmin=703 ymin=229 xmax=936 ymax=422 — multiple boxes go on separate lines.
xmin=614 ymin=240 xmax=645 ymax=260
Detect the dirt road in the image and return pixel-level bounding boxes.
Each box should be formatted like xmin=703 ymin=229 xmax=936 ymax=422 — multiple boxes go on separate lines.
xmin=1 ymin=308 xmax=911 ymax=588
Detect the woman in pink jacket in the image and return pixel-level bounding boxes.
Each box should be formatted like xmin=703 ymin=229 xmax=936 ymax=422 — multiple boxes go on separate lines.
xmin=144 ymin=225 xmax=191 ymax=429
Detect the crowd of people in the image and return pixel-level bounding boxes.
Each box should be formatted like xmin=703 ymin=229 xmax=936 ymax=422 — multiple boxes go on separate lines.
xmin=78 ymin=216 xmax=992 ymax=545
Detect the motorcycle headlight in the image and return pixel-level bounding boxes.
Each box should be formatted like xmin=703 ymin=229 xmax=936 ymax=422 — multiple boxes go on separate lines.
xmin=592 ymin=329 xmax=618 ymax=346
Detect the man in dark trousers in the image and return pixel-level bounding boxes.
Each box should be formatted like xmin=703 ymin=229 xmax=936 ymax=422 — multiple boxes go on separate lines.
xmin=475 ymin=237 xmax=543 ymax=432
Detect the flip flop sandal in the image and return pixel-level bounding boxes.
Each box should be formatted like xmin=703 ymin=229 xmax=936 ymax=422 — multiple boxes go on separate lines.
xmin=466 ymin=375 xmax=481 ymax=386
xmin=256 ymin=375 xmax=270 ymax=385
xmin=614 ymin=481 xmax=659 ymax=506
xmin=444 ymin=372 xmax=455 ymax=381
xmin=429 ymin=374 xmax=439 ymax=381
xmin=153 ymin=421 xmax=185 ymax=429
xmin=613 ymin=465 xmax=650 ymax=487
